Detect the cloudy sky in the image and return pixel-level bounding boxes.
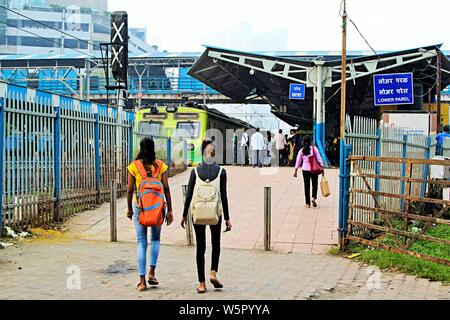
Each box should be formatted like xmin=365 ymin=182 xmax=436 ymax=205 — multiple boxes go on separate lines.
xmin=109 ymin=0 xmax=450 ymax=53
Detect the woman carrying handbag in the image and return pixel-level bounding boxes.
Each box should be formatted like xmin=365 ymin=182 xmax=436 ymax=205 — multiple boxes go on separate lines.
xmin=293 ymin=136 xmax=324 ymax=208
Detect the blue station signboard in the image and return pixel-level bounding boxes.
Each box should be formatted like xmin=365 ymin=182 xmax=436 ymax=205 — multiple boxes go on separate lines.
xmin=373 ymin=73 xmax=414 ymax=106
xmin=289 ymin=83 xmax=306 ymax=100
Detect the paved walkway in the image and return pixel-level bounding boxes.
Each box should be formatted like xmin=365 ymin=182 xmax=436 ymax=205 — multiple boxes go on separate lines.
xmin=1 ymin=166 xmax=449 ymax=300
xmin=0 ymin=239 xmax=449 ymax=300
xmin=63 ymin=167 xmax=339 ymax=254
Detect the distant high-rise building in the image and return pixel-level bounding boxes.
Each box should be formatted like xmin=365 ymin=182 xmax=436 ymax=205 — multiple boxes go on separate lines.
xmin=48 ymin=0 xmax=108 ymax=12
xmin=1 ymin=0 xmax=155 ymax=55
xmin=130 ymin=27 xmax=147 ymax=43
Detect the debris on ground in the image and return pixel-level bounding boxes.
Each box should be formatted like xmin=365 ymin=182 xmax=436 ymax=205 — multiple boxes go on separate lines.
xmin=5 ymin=227 xmax=30 ymax=239
xmin=0 ymin=243 xmax=14 ymax=249
xmin=347 ymin=253 xmax=362 ymax=259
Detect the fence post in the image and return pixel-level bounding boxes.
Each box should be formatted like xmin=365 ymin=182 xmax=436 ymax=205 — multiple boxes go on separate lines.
xmin=167 ymin=137 xmax=172 ymax=177
xmin=400 ymin=134 xmax=408 ymax=210
xmin=0 ymin=98 xmax=4 ymax=231
xmin=182 ymin=185 xmax=194 ymax=246
xmin=422 ymin=137 xmax=432 ymax=197
xmin=264 ymin=186 xmax=272 ymax=251
xmin=129 ymin=120 xmax=134 ymax=163
xmin=94 ymin=112 xmax=101 ymax=204
xmin=375 ymin=129 xmax=381 ymax=194
xmin=110 ymin=180 xmax=117 ymax=242
xmin=54 ymin=105 xmax=61 ymax=223
xmin=339 ymin=140 xmax=352 ymax=251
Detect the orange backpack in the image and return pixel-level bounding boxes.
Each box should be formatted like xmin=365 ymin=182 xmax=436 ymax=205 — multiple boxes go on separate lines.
xmin=135 ymin=160 xmax=165 ymax=227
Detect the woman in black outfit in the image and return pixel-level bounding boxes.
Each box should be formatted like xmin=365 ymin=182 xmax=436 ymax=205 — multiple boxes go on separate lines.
xmin=181 ymin=140 xmax=232 ymax=294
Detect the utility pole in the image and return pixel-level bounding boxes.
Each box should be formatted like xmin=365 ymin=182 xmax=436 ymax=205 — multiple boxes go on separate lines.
xmin=436 ymin=51 xmax=442 ymax=133
xmin=340 ymin=0 xmax=347 ymax=139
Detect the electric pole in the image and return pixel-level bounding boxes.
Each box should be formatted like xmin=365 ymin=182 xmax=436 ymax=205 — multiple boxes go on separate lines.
xmin=340 ymin=0 xmax=347 ymax=139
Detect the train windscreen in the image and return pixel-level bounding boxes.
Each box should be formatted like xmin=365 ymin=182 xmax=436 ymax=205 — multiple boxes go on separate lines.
xmin=138 ymin=121 xmax=163 ymax=136
xmin=176 ymin=122 xmax=200 ymax=138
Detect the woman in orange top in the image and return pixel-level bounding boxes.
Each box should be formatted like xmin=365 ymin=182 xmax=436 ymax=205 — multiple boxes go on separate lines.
xmin=126 ymin=137 xmax=174 ymax=291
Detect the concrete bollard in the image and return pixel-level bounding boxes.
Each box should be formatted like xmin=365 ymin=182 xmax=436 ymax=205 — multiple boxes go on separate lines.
xmin=110 ymin=180 xmax=118 ymax=242
xmin=264 ymin=186 xmax=272 ymax=251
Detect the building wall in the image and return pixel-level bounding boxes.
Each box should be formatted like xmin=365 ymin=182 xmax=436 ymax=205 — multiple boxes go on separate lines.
xmin=0 ymin=0 xmax=7 ymax=45
xmin=0 ymin=3 xmax=155 ymax=55
xmin=48 ymin=0 xmax=108 ymax=11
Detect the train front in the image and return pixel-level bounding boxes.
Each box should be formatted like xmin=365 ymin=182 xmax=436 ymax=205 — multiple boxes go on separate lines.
xmin=134 ymin=106 xmax=207 ymax=167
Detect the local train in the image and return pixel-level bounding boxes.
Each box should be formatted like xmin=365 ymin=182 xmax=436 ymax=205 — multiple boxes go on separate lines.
xmin=134 ymin=103 xmax=253 ymax=166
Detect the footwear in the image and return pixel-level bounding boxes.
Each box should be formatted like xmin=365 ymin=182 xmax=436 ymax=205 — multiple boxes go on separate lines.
xmin=210 ymin=277 xmax=224 ymax=289
xmin=305 ymin=204 xmax=311 ymax=208
xmin=148 ymin=276 xmax=159 ymax=286
xmin=197 ymin=283 xmax=206 ymax=294
xmin=136 ymin=283 xmax=147 ymax=291
xmin=312 ymin=199 xmax=318 ymax=208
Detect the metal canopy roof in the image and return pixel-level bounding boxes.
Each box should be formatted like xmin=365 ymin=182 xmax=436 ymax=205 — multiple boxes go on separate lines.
xmin=188 ymin=45 xmax=450 ymax=128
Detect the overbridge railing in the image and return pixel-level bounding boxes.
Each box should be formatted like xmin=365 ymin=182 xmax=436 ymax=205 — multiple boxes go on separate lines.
xmin=345 ymin=156 xmax=450 ymax=266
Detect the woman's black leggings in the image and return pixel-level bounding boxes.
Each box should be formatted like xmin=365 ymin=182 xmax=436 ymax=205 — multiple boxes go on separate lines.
xmin=302 ymin=170 xmax=319 ymax=206
xmin=193 ymin=217 xmax=222 ymax=282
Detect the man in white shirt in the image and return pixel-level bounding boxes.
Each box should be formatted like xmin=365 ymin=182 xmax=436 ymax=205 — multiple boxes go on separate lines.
xmin=275 ymin=129 xmax=287 ymax=166
xmin=240 ymin=128 xmax=250 ymax=166
xmin=250 ymin=128 xmax=265 ymax=168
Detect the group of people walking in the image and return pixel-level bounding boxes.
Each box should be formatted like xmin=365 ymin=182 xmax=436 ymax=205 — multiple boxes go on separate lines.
xmin=126 ymin=133 xmax=326 ymax=293
xmin=236 ymin=128 xmax=274 ymax=167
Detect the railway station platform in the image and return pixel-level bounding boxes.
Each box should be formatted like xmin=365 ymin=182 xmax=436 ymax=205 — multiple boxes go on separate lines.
xmin=63 ymin=167 xmax=339 ymax=254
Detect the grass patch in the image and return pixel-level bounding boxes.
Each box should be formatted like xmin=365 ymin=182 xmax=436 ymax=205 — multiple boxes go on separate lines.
xmin=333 ymin=224 xmax=450 ymax=283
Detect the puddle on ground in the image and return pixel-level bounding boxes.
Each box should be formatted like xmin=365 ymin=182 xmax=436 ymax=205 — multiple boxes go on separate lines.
xmin=100 ymin=260 xmax=136 ymax=274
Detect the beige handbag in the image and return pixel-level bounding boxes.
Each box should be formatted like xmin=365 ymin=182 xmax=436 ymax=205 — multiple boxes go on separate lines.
xmin=320 ymin=175 xmax=331 ymax=198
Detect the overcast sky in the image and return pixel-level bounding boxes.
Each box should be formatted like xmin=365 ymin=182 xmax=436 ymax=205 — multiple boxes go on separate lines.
xmin=109 ymin=0 xmax=450 ymax=53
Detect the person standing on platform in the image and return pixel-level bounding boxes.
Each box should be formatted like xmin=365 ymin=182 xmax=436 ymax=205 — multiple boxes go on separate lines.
xmin=293 ymin=136 xmax=324 ymax=208
xmin=240 ymin=127 xmax=250 ymax=166
xmin=436 ymin=125 xmax=450 ymax=156
xmin=292 ymin=128 xmax=302 ymax=165
xmin=275 ymin=129 xmax=287 ymax=166
xmin=284 ymin=134 xmax=290 ymax=166
xmin=265 ymin=130 xmax=273 ymax=167
xmin=332 ymin=136 xmax=340 ymax=166
xmin=250 ymin=128 xmax=265 ymax=168
xmin=232 ymin=129 xmax=238 ymax=165
xmin=325 ymin=136 xmax=335 ymax=167
xmin=288 ymin=138 xmax=295 ymax=167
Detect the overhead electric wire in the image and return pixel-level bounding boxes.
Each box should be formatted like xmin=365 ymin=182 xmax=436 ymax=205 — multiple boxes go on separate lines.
xmin=347 ymin=16 xmax=379 ymax=58
xmin=339 ymin=1 xmax=379 ymax=58
xmin=0 ymin=20 xmax=97 ymax=57
xmin=0 ymin=5 xmax=101 ymax=51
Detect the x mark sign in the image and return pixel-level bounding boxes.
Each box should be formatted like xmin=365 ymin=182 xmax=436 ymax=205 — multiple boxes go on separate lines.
xmin=112 ymin=46 xmax=124 ymax=68
xmin=112 ymin=22 xmax=125 ymax=43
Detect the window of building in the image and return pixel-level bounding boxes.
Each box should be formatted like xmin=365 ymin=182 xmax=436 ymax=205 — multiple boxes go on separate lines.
xmin=21 ymin=36 xmax=56 ymax=48
xmin=64 ymin=39 xmax=79 ymax=49
xmin=93 ymin=23 xmax=110 ymax=35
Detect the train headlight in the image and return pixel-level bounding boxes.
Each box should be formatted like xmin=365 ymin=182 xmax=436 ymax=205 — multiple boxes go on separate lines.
xmin=166 ymin=106 xmax=178 ymax=113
